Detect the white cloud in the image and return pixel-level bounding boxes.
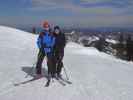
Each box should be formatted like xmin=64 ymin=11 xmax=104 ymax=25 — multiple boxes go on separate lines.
xmin=25 ymin=0 xmax=133 ymax=27
xmin=29 ymin=0 xmax=132 ymax=15
xmin=53 ymin=15 xmax=133 ymax=27
xmin=80 ymin=0 xmax=109 ymax=4
xmin=1 ymin=0 xmax=132 ymax=28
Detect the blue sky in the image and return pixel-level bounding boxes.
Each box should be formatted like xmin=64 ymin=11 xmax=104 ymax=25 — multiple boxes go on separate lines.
xmin=0 ymin=0 xmax=133 ymax=28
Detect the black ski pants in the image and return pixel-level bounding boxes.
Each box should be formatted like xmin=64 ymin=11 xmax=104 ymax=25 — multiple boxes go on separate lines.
xmin=36 ymin=49 xmax=45 ymax=74
xmin=54 ymin=50 xmax=64 ymax=75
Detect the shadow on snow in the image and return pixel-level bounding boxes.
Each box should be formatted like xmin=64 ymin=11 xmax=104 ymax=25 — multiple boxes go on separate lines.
xmin=13 ymin=66 xmax=48 ymax=86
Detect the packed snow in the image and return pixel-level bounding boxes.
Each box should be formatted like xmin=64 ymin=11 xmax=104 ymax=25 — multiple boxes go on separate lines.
xmin=0 ymin=26 xmax=133 ymax=100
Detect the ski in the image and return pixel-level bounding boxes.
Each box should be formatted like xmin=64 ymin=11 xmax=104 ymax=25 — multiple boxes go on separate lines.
xmin=58 ymin=76 xmax=72 ymax=85
xmin=14 ymin=77 xmax=43 ymax=86
xmin=55 ymin=77 xmax=66 ymax=86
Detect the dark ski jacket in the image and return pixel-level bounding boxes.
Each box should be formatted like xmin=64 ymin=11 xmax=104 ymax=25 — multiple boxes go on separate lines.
xmin=53 ymin=32 xmax=66 ymax=53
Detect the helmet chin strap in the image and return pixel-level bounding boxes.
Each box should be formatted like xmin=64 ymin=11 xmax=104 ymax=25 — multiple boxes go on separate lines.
xmin=44 ymin=27 xmax=49 ymax=31
xmin=55 ymin=29 xmax=60 ymax=34
xmin=55 ymin=32 xmax=59 ymax=34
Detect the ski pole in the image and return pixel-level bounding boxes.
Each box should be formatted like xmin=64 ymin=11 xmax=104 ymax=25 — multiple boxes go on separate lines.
xmin=63 ymin=65 xmax=69 ymax=80
xmin=25 ymin=49 xmax=43 ymax=78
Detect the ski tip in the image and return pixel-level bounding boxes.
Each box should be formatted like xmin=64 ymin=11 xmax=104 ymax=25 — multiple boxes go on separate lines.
xmin=66 ymin=80 xmax=72 ymax=84
xmin=13 ymin=83 xmax=20 ymax=86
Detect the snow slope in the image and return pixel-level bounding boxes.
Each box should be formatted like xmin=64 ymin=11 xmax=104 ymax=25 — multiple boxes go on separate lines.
xmin=0 ymin=26 xmax=133 ymax=100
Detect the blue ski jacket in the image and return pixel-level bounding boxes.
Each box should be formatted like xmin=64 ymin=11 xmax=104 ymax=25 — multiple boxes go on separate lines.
xmin=37 ymin=30 xmax=55 ymax=54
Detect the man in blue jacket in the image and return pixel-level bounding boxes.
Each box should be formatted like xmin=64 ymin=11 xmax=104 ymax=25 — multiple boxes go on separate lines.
xmin=36 ymin=21 xmax=55 ymax=80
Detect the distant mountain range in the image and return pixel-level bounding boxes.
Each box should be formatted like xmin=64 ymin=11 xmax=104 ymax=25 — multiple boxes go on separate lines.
xmin=17 ymin=25 xmax=133 ymax=33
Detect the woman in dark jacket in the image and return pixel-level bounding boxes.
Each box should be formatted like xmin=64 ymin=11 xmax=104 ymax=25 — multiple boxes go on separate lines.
xmin=53 ymin=26 xmax=66 ymax=77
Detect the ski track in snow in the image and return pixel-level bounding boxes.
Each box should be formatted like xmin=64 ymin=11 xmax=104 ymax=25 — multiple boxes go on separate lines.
xmin=0 ymin=26 xmax=133 ymax=100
